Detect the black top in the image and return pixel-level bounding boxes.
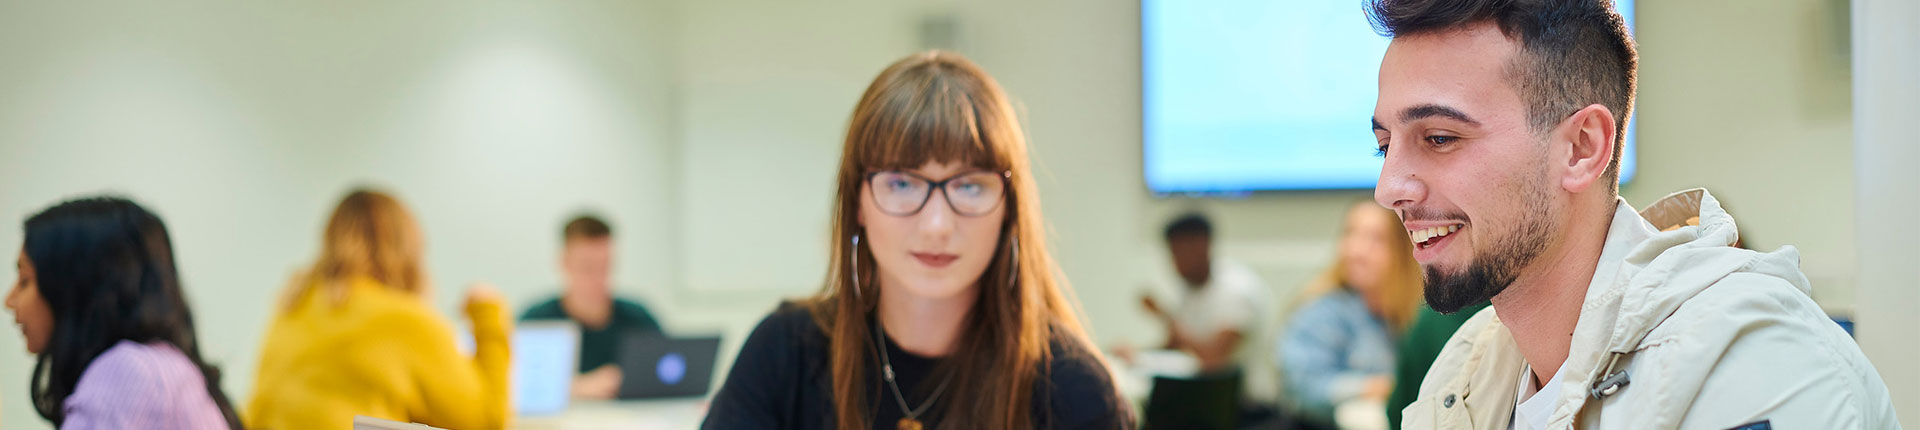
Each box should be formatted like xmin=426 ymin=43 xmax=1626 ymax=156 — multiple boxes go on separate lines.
xmin=702 ymin=302 xmax=1135 ymax=430
xmin=519 ymin=295 xmax=664 ymax=372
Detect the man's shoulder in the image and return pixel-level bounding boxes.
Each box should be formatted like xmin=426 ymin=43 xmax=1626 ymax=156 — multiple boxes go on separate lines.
xmin=1652 ymin=271 xmax=1839 ymax=349
xmin=519 ymin=295 xmax=567 ymax=320
xmin=613 ymin=296 xmax=655 ymax=315
xmin=1212 ymin=258 xmax=1268 ymax=291
xmin=1621 ymin=272 xmax=1896 ymax=427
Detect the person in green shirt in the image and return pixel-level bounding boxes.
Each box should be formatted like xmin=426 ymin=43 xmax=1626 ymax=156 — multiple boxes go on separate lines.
xmin=519 ymin=214 xmax=663 ymax=399
xmin=1383 ymin=300 xmax=1488 ymax=430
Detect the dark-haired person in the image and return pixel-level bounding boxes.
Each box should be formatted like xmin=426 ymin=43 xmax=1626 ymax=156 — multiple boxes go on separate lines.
xmin=702 ymin=51 xmax=1132 ymax=430
xmin=519 ymin=214 xmax=663 ymax=399
xmin=1364 ymin=0 xmax=1897 ymax=428
xmin=1138 ymin=213 xmax=1271 ymax=375
xmin=5 ymin=197 xmax=242 ymax=429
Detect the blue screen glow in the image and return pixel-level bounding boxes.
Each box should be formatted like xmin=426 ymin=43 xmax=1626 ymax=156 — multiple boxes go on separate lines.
xmin=1142 ymin=0 xmax=1636 ymax=192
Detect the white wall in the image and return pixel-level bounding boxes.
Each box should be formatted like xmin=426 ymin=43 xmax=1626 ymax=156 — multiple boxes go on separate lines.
xmin=0 ymin=2 xmax=680 ymax=428
xmin=1626 ymin=0 xmax=1859 ymax=306
xmin=1851 ymin=0 xmax=1920 ymax=425
xmin=670 ymin=0 xmax=916 ymax=297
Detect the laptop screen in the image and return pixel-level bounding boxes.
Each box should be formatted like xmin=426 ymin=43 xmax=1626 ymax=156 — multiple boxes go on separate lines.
xmin=512 ymin=322 xmax=580 ymax=416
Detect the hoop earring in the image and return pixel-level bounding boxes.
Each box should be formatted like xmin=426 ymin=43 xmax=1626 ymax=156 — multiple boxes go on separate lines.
xmin=850 ymin=233 xmax=862 ymax=298
xmin=1008 ymin=236 xmax=1020 ymax=288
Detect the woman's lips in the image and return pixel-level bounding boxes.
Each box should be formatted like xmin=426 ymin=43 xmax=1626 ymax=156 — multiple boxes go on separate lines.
xmin=911 ymin=252 xmax=959 ymax=268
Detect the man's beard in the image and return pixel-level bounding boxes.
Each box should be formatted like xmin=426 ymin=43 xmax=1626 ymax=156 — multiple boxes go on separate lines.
xmin=1423 ymin=185 xmax=1555 ymax=314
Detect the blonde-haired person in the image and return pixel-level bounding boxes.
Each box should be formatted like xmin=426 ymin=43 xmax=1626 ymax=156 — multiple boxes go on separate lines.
xmin=702 ymin=51 xmax=1132 ymax=430
xmin=1277 ymin=200 xmax=1422 ymax=428
xmin=246 ymin=189 xmax=510 ymax=430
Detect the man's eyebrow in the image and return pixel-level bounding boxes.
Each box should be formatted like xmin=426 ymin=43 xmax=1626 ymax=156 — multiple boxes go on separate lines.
xmin=1399 ymin=104 xmax=1482 ymax=126
xmin=1371 ymin=117 xmax=1386 ymax=131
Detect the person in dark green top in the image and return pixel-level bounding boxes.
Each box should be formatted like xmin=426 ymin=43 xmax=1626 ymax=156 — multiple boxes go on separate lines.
xmin=1383 ymin=300 xmax=1489 ymax=430
xmin=519 ymin=214 xmax=664 ymax=399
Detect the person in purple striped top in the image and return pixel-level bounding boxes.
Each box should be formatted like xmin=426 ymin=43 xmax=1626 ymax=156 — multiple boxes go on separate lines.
xmin=5 ymin=197 xmax=241 ymax=429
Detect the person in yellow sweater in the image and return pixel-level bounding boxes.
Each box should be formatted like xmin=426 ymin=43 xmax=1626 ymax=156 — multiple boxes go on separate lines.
xmin=247 ymin=188 xmax=511 ymax=430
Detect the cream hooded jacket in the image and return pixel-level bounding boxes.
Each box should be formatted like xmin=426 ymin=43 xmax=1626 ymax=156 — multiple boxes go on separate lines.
xmin=1401 ymin=189 xmax=1899 ymax=429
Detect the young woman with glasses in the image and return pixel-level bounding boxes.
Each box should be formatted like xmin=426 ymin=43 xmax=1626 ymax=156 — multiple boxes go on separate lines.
xmin=701 ymin=51 xmax=1132 ymax=430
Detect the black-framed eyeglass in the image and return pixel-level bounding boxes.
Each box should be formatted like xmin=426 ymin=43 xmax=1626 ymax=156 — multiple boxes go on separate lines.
xmin=865 ymin=170 xmax=1011 ymax=217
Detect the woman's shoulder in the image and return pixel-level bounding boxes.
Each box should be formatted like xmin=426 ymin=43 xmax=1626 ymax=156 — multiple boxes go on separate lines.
xmin=67 ymin=341 xmax=224 ymax=423
xmin=1038 ymin=327 xmax=1134 ymax=429
xmin=336 ymin=281 xmax=448 ymax=324
xmin=285 ymin=278 xmax=437 ymax=317
xmin=1042 ymin=327 xmax=1116 ymax=387
xmin=1293 ymin=288 xmax=1368 ymax=320
xmin=703 ymin=300 xmax=834 ymax=428
xmin=742 ymin=300 xmax=829 ymax=351
xmin=81 ymin=341 xmax=202 ymax=381
xmin=282 ymin=284 xmax=457 ymax=346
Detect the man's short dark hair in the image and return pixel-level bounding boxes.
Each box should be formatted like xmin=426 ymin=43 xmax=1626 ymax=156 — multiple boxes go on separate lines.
xmin=1367 ymin=0 xmax=1637 ymax=191
xmin=563 ymin=214 xmax=612 ymax=242
xmin=1163 ymin=213 xmax=1213 ymax=241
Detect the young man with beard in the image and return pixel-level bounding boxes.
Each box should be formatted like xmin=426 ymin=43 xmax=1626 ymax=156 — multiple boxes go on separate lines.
xmin=1365 ymin=0 xmax=1899 ymax=428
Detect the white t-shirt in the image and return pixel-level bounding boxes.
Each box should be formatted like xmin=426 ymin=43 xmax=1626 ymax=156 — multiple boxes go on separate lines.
xmin=1169 ymin=258 xmax=1270 ymax=364
xmin=1511 ymin=360 xmax=1569 ymax=430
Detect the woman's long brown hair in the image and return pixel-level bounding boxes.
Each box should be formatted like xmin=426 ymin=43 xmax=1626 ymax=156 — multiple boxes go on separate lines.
xmin=1296 ymin=201 xmax=1422 ymax=332
xmin=804 ymin=51 xmax=1111 ymax=430
xmin=281 ymin=188 xmax=430 ymax=308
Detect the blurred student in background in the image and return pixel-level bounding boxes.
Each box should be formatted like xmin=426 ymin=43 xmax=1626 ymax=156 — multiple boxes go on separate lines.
xmin=1277 ymin=201 xmax=1422 ymax=429
xmin=519 ymin=214 xmax=664 ymax=399
xmin=247 ymin=189 xmax=511 ymax=430
xmin=6 ymin=197 xmax=241 ymax=429
xmin=1138 ymin=213 xmax=1271 ymax=374
xmin=702 ymin=51 xmax=1131 ymax=430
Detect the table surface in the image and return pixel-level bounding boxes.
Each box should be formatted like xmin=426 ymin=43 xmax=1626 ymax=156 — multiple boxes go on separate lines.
xmin=1334 ymin=398 xmax=1387 ymax=430
xmin=513 ymin=399 xmax=710 ymax=430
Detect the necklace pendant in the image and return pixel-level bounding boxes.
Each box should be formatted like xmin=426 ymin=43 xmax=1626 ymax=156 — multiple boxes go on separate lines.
xmin=897 ymin=417 xmax=924 ymax=430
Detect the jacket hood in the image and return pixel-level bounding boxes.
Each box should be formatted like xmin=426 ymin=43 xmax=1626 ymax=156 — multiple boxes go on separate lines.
xmin=1545 ymin=189 xmax=1815 ymax=426
xmin=1600 ymin=188 xmax=1811 ymax=354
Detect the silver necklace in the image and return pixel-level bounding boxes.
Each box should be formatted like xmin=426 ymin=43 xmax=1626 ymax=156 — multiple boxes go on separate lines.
xmin=874 ymin=316 xmax=951 ymax=430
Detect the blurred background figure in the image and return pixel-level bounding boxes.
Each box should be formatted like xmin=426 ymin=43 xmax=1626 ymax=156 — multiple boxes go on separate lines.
xmin=1139 ymin=213 xmax=1272 ymax=374
xmin=246 ymin=189 xmax=511 ymax=430
xmin=1278 ymin=201 xmax=1422 ymax=429
xmin=1128 ymin=212 xmax=1278 ymax=428
xmin=7 ymin=197 xmax=241 ymax=429
xmin=518 ymin=214 xmax=663 ymax=400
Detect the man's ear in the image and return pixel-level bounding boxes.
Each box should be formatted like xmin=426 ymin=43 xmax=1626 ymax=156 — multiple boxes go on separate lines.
xmin=1556 ymin=103 xmax=1618 ymax=194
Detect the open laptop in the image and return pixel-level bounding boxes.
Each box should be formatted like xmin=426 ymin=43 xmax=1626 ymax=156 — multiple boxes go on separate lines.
xmin=615 ymin=334 xmax=722 ymax=399
xmin=511 ymin=321 xmax=580 ymax=416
